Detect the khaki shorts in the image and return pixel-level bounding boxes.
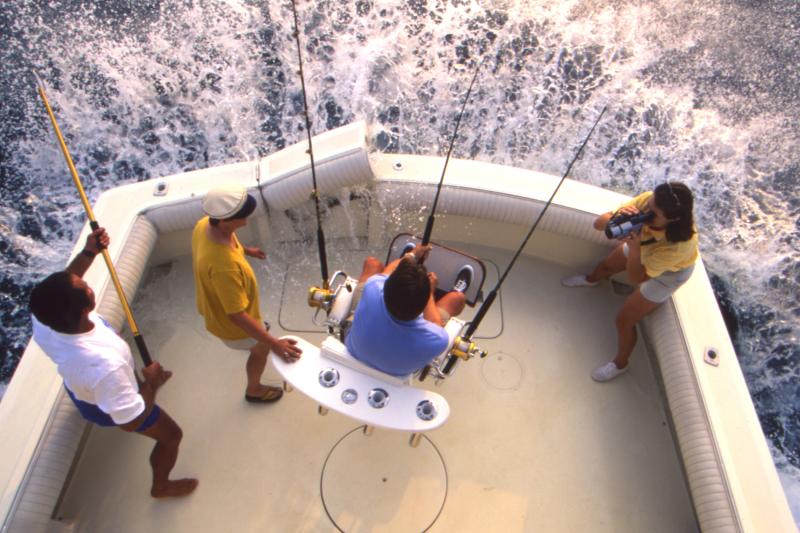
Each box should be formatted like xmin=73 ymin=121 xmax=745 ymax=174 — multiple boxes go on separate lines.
xmin=220 ymin=320 xmax=270 ymax=351
xmin=222 ymin=337 xmax=258 ymax=351
xmin=623 ymin=243 xmax=695 ymax=303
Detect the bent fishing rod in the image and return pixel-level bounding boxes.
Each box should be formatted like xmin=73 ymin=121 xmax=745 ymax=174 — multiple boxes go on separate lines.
xmin=290 ymin=0 xmax=329 ymax=289
xmin=442 ymin=106 xmax=608 ymax=373
xmin=35 ymin=75 xmax=154 ymax=367
xmin=421 ymin=57 xmax=485 ymax=247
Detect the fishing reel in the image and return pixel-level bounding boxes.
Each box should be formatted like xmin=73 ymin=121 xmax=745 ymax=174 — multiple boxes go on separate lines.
xmin=308 ymin=271 xmax=359 ymax=334
xmin=420 ymin=319 xmax=487 ymax=382
xmin=307 ymin=285 xmax=333 ymax=310
xmin=441 ymin=335 xmax=487 ymax=376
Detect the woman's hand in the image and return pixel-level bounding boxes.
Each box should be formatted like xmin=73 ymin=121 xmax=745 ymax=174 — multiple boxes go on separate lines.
xmin=616 ymin=205 xmax=640 ymax=217
xmin=622 ymin=228 xmax=647 ymax=283
xmin=622 ymin=227 xmax=643 ymax=249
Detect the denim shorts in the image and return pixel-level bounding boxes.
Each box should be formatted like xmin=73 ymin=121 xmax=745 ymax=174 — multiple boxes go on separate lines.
xmin=66 ymin=386 xmax=161 ymax=432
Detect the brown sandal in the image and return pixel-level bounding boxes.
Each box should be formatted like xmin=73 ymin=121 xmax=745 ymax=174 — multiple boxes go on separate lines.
xmin=245 ymin=386 xmax=283 ymax=403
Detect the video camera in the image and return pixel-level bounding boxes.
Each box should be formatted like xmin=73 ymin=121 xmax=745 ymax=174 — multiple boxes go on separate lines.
xmin=604 ymin=211 xmax=654 ymax=239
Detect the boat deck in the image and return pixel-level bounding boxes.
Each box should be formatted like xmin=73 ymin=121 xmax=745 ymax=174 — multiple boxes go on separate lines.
xmin=55 ymin=238 xmax=696 ymax=532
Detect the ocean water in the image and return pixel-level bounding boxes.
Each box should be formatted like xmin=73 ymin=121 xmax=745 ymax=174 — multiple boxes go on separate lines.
xmin=0 ymin=0 xmax=797 ymax=522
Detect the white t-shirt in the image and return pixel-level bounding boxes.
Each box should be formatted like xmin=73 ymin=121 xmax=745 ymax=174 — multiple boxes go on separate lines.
xmin=31 ymin=312 xmax=145 ymax=425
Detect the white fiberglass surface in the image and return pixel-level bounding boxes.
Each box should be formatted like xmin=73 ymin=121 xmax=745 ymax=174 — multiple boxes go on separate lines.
xmin=56 ymin=237 xmax=695 ymax=532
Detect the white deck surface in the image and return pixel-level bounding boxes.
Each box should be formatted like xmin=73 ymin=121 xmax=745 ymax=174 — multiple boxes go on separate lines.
xmin=56 ymin=237 xmax=696 ymax=532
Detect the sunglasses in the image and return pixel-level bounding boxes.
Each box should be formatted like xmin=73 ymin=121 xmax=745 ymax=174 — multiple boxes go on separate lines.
xmin=665 ymin=182 xmax=681 ymax=211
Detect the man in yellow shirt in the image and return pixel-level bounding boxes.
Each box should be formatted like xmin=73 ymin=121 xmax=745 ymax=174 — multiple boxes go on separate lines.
xmin=561 ymin=182 xmax=698 ymax=382
xmin=192 ymin=185 xmax=301 ymax=402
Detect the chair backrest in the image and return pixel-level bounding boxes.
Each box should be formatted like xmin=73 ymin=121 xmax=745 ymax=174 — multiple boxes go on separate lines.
xmin=320 ymin=336 xmax=411 ymax=386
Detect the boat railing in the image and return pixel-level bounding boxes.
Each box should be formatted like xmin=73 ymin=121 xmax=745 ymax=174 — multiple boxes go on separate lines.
xmin=1 ymin=214 xmax=158 ymax=533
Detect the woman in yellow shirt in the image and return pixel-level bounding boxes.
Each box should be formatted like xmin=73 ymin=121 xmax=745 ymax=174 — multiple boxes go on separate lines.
xmin=562 ymin=182 xmax=698 ymax=381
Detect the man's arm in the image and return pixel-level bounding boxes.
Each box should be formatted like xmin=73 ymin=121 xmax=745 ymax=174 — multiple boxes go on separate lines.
xmin=227 ymin=311 xmax=301 ymax=361
xmin=422 ymin=296 xmax=442 ymax=325
xmin=421 ymin=271 xmax=442 ymax=325
xmin=118 ymin=362 xmax=171 ymax=432
xmin=382 ymin=244 xmax=431 ymax=276
xmin=243 ymin=246 xmax=266 ymax=259
xmin=66 ymin=228 xmax=109 ymax=278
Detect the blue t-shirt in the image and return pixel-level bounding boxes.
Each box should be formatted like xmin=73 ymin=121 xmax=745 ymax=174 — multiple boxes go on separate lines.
xmin=345 ymin=274 xmax=450 ymax=376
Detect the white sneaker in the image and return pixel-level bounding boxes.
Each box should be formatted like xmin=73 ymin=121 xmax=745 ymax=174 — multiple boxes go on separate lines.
xmin=453 ymin=265 xmax=474 ymax=293
xmin=591 ymin=362 xmax=628 ymax=382
xmin=561 ymin=274 xmax=599 ymax=288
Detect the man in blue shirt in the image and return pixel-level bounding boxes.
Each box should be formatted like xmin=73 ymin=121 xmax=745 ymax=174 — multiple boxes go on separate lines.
xmin=345 ymin=245 xmax=467 ymax=376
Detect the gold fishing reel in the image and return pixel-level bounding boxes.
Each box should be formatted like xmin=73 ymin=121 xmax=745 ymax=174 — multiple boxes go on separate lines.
xmin=440 ymin=335 xmax=487 ymax=376
xmin=307 ymin=285 xmax=334 ymax=311
xmin=450 ymin=336 xmax=487 ymax=361
xmin=308 ymin=271 xmax=359 ymax=333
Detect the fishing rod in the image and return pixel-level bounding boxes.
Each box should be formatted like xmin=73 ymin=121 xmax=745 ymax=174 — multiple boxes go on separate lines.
xmin=442 ymin=106 xmax=608 ymax=374
xmin=35 ymin=74 xmax=154 ymax=367
xmin=421 ymin=57 xmax=485 ymax=246
xmin=290 ymin=0 xmax=329 ymax=289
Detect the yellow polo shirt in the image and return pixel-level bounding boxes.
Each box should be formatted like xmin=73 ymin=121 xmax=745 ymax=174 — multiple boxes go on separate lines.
xmin=620 ymin=192 xmax=698 ymax=278
xmin=191 ymin=217 xmax=261 ymax=340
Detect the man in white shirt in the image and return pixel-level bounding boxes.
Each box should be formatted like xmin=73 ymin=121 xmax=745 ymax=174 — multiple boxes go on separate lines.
xmin=29 ymin=228 xmax=197 ymax=499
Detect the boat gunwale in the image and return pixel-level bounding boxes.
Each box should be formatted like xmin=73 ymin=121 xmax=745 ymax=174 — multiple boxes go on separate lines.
xmin=0 ymin=126 xmax=794 ymax=531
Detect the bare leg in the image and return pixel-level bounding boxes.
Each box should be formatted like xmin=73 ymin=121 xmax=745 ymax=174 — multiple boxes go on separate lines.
xmin=586 ymin=243 xmax=627 ymax=283
xmin=437 ymin=291 xmax=466 ymax=319
xmin=358 ymin=256 xmax=384 ymax=283
xmin=612 ymin=289 xmax=661 ymax=369
xmin=245 ymin=341 xmax=272 ymax=397
xmin=137 ymin=409 xmax=198 ymax=498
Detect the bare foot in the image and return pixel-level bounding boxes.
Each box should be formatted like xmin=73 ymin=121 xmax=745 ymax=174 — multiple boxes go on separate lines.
xmin=151 ymin=478 xmax=198 ymax=498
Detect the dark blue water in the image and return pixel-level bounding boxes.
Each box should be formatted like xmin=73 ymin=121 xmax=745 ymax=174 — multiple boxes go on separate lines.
xmin=0 ymin=0 xmax=797 ymax=519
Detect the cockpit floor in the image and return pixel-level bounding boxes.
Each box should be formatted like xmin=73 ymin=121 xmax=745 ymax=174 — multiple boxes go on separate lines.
xmin=56 ymin=239 xmax=696 ymax=532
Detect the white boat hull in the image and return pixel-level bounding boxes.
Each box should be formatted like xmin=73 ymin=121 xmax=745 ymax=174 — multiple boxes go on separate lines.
xmin=0 ymin=121 xmax=793 ymax=532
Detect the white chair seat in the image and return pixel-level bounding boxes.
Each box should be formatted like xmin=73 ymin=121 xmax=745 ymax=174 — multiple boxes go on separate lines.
xmin=270 ymin=336 xmax=450 ymax=432
xmin=319 ymin=336 xmax=411 ymax=386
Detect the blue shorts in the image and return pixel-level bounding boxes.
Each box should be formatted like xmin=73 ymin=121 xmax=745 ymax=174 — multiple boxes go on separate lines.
xmin=65 ymin=386 xmax=161 ymax=433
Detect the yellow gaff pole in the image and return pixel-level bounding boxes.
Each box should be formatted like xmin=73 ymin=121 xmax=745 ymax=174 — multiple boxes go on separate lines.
xmin=36 ymin=80 xmax=153 ymax=367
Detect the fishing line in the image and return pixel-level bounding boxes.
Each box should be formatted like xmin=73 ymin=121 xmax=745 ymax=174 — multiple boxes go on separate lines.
xmin=463 ymin=106 xmax=608 ymax=339
xmin=289 ymin=0 xmax=329 ymax=288
xmin=421 ymin=56 xmax=486 ymax=246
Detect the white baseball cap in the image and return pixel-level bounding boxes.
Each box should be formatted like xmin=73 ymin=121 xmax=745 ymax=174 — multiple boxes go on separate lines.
xmin=202 ymin=184 xmax=257 ymax=219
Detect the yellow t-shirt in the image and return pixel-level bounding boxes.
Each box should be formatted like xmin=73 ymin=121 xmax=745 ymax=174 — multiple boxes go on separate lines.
xmin=620 ymin=192 xmax=699 ymax=278
xmin=191 ymin=217 xmax=261 ymax=340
